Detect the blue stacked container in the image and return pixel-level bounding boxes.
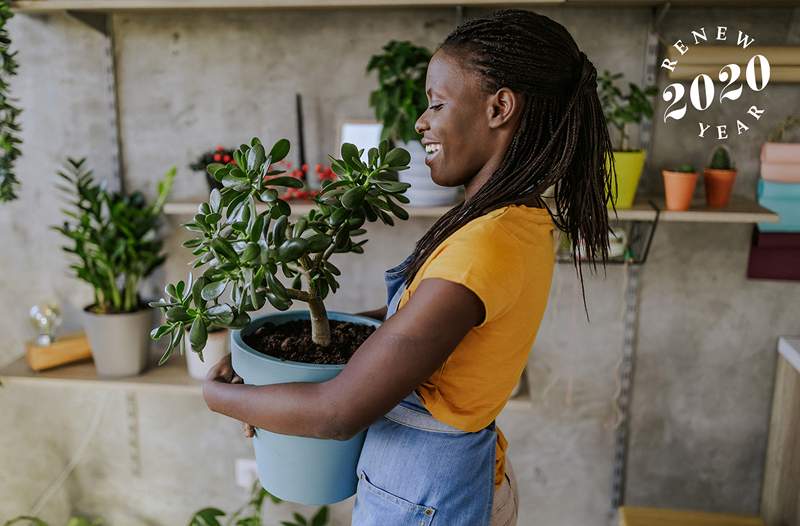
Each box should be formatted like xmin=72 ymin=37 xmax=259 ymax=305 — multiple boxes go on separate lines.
xmin=757 ymin=179 xmax=800 ymax=232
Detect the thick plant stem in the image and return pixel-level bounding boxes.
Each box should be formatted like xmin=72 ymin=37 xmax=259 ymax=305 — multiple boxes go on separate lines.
xmin=308 ymin=296 xmax=331 ymax=347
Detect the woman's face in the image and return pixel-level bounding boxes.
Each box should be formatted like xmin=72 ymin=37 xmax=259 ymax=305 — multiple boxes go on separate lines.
xmin=415 ymin=50 xmax=497 ymax=187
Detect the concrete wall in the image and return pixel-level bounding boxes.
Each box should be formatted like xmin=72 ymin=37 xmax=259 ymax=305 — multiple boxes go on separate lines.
xmin=2 ymin=5 xmax=799 ymax=525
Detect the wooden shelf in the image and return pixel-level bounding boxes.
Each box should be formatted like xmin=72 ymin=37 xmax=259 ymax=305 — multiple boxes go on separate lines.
xmin=0 ymin=354 xmax=533 ymax=411
xmin=165 ymin=196 xmax=778 ymax=224
xmin=11 ymin=0 xmax=793 ymax=12
xmin=164 ymin=200 xmax=453 ymax=219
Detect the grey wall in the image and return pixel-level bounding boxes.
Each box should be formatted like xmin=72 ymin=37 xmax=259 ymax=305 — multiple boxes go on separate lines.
xmin=2 ymin=5 xmax=799 ymax=525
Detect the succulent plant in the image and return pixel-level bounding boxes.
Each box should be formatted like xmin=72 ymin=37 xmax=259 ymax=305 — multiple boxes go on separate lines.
xmin=149 ymin=137 xmax=411 ymax=363
xmin=708 ymin=146 xmax=734 ymax=170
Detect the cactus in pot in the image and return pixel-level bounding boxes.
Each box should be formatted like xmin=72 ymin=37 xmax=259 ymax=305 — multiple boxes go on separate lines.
xmin=704 ymin=145 xmax=737 ymax=208
xmin=149 ymin=137 xmax=411 ymax=505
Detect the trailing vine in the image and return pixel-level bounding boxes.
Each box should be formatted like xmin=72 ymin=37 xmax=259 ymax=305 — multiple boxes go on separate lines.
xmin=0 ymin=0 xmax=21 ymax=202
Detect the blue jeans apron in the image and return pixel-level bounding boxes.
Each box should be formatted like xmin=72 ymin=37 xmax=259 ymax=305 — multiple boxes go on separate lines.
xmin=351 ymin=256 xmax=498 ymax=525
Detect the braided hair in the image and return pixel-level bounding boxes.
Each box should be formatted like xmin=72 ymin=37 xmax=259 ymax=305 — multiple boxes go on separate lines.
xmin=401 ymin=9 xmax=616 ymax=316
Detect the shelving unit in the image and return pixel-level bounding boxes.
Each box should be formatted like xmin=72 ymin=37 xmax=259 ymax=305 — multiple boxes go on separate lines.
xmin=164 ymin=200 xmax=452 ymax=219
xmin=0 ymin=355 xmax=534 ymax=410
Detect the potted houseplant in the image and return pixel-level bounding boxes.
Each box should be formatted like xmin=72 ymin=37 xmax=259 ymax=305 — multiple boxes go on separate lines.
xmin=704 ymin=145 xmax=737 ymax=208
xmin=761 ymin=115 xmax=800 ymax=183
xmin=149 ymin=137 xmax=411 ymax=505
xmin=597 ymin=70 xmax=658 ymax=209
xmin=662 ymin=163 xmax=698 ymax=211
xmin=53 ymin=158 xmax=176 ymax=377
xmin=190 ymin=146 xmax=237 ymax=192
xmin=367 ymin=40 xmax=460 ymax=207
xmin=0 ymin=0 xmax=22 ymax=203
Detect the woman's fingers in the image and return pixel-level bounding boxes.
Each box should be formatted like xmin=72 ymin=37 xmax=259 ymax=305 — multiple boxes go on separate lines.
xmin=242 ymin=421 xmax=255 ymax=438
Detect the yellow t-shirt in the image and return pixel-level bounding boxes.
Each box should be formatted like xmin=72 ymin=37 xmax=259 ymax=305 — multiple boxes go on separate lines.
xmin=397 ymin=204 xmax=555 ymax=489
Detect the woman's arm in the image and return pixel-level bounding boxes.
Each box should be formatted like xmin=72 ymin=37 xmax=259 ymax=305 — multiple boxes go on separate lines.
xmin=202 ymin=277 xmax=485 ymax=440
xmin=355 ymin=304 xmax=387 ymax=321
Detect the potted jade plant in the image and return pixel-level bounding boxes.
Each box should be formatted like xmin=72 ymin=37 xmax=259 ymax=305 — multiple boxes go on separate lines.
xmin=54 ymin=158 xmax=176 ymax=377
xmin=367 ymin=40 xmax=460 ymax=207
xmin=662 ymin=163 xmax=698 ymax=211
xmin=598 ymin=70 xmax=658 ymax=209
xmin=149 ymin=137 xmax=411 ymax=505
xmin=704 ymin=145 xmax=737 ymax=208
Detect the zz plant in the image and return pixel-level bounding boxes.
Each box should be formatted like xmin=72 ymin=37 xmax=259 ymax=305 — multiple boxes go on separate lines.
xmin=597 ymin=70 xmax=658 ymax=151
xmin=53 ymin=158 xmax=176 ymax=314
xmin=367 ymin=40 xmax=431 ymax=144
xmin=149 ymin=137 xmax=411 ymax=363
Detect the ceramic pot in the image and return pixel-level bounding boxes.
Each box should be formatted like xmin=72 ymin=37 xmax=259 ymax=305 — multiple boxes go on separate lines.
xmin=81 ymin=306 xmax=153 ymax=377
xmin=662 ymin=169 xmax=698 ymax=211
xmin=186 ymin=329 xmax=229 ymax=380
xmin=703 ymin=168 xmax=737 ymax=208
xmin=606 ymin=150 xmax=646 ymax=209
xmin=231 ymin=310 xmax=381 ymax=505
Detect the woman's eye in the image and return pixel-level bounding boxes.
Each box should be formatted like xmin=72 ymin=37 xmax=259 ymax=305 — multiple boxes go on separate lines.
xmin=429 ymin=104 xmax=444 ymax=111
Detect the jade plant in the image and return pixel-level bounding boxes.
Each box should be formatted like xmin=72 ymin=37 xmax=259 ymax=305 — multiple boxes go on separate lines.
xmin=367 ymin=40 xmax=431 ymax=144
xmin=149 ymin=137 xmax=410 ymax=363
xmin=0 ymin=0 xmax=22 ymax=203
xmin=674 ymin=164 xmax=696 ymax=173
xmin=597 ymin=70 xmax=658 ymax=151
xmin=708 ymin=146 xmax=734 ymax=170
xmin=53 ymin=158 xmax=176 ymax=314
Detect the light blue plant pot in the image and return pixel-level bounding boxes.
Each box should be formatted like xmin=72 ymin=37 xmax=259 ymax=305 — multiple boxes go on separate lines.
xmin=231 ymin=310 xmax=380 ymax=505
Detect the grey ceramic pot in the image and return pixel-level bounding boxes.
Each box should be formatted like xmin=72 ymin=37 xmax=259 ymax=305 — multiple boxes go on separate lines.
xmin=81 ymin=306 xmax=153 ymax=377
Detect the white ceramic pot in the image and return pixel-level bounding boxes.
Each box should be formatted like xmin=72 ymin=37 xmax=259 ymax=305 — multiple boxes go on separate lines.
xmin=397 ymin=140 xmax=461 ymax=207
xmin=82 ymin=306 xmax=153 ymax=377
xmin=186 ymin=329 xmax=230 ymax=380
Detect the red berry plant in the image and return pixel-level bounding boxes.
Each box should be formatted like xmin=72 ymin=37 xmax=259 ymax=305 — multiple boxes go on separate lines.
xmin=149 ymin=137 xmax=411 ymax=362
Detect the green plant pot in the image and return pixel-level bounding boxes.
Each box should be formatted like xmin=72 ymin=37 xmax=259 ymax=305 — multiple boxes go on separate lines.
xmin=231 ymin=310 xmax=381 ymax=505
xmin=606 ymin=150 xmax=647 ymax=209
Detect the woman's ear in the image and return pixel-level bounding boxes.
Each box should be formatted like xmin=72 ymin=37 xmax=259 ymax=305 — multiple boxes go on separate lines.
xmin=487 ymin=87 xmax=520 ymax=129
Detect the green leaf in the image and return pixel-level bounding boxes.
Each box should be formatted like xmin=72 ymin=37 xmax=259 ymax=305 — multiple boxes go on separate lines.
xmin=341 ymin=143 xmax=359 ymax=165
xmin=241 ymin=243 xmax=260 ymax=263
xmin=190 ymin=316 xmax=208 ymax=352
xmin=201 ymin=281 xmax=226 ymax=301
xmin=311 ymin=506 xmax=329 ymax=526
xmin=264 ymin=176 xmax=304 ymax=189
xmin=269 ymin=138 xmax=291 ymax=163
xmin=188 ymin=507 xmax=226 ymax=526
xmin=341 ymin=187 xmax=366 ymax=210
xmin=249 ymin=214 xmax=265 ymax=243
xmin=265 ymin=292 xmax=291 ymax=311
xmin=277 ymin=238 xmax=308 ymax=262
xmin=305 ymin=234 xmax=332 ymax=253
xmin=150 ymin=324 xmax=172 ymax=340
xmin=207 ymin=304 xmax=234 ymax=325
xmin=385 ymin=147 xmax=411 ymax=167
xmin=272 ymin=215 xmax=288 ymax=247
xmin=166 ymin=306 xmax=192 ymax=322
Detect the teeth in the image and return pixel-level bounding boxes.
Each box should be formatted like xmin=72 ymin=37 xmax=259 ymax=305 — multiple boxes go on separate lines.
xmin=425 ymin=143 xmax=441 ymax=155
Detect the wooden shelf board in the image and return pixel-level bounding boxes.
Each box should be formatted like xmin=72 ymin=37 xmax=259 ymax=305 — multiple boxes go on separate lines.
xmin=11 ymin=0 xmax=791 ymax=12
xmin=0 ymin=355 xmax=201 ymax=394
xmin=11 ymin=0 xmax=563 ymax=12
xmin=166 ymin=196 xmax=778 ymax=224
xmin=0 ymin=353 xmax=535 ymax=410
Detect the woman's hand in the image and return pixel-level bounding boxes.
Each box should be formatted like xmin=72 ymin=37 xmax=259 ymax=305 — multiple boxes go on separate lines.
xmin=203 ymin=354 xmax=255 ymax=438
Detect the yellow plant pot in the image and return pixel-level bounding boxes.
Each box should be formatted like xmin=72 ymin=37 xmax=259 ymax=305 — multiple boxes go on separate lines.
xmin=606 ymin=150 xmax=646 ymax=209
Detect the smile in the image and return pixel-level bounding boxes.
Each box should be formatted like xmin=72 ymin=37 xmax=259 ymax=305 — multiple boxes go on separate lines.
xmin=424 ymin=143 xmax=442 ymax=165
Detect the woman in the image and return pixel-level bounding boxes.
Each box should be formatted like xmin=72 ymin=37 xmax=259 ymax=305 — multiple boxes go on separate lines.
xmin=203 ymin=9 xmax=614 ymax=525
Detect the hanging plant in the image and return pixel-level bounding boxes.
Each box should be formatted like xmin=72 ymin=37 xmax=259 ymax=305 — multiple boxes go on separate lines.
xmin=0 ymin=0 xmax=22 ymax=202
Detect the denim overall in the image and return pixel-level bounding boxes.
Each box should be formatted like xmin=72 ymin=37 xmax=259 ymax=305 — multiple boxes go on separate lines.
xmin=351 ymin=256 xmax=498 ymax=525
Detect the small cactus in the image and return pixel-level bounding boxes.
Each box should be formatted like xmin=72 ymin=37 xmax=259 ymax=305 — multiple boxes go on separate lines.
xmin=709 ymin=146 xmax=733 ymax=170
xmin=675 ymin=164 xmax=695 ymax=173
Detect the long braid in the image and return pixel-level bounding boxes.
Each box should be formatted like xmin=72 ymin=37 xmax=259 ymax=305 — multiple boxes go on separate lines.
xmin=401 ymin=9 xmax=616 ymax=317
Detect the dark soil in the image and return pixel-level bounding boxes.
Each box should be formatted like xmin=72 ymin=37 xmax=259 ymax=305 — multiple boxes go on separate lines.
xmin=243 ymin=319 xmax=376 ymax=365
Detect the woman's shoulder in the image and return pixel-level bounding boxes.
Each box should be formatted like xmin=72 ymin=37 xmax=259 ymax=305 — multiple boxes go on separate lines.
xmin=446 ymin=204 xmax=553 ymax=246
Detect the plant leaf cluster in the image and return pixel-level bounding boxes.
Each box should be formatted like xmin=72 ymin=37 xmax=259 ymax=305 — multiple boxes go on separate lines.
xmin=367 ymin=40 xmax=431 ymax=144
xmin=0 ymin=0 xmax=22 ymax=203
xmin=596 ymin=70 xmax=658 ymax=151
xmin=149 ymin=137 xmax=410 ymax=363
xmin=52 ymin=158 xmax=176 ymax=314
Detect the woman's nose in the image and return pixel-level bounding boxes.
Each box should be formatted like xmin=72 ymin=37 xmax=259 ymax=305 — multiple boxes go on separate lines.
xmin=415 ymin=112 xmax=429 ymax=135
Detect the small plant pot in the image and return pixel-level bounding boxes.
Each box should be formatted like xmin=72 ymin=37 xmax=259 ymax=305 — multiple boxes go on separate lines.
xmin=703 ymin=168 xmax=737 ymax=208
xmin=231 ymin=310 xmax=381 ymax=505
xmin=662 ymin=169 xmax=698 ymax=211
xmin=606 ymin=150 xmax=646 ymax=209
xmin=185 ymin=328 xmax=229 ymax=380
xmin=81 ymin=306 xmax=153 ymax=377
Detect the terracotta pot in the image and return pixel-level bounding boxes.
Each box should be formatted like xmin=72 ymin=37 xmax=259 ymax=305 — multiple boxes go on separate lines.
xmin=703 ymin=168 xmax=737 ymax=208
xmin=662 ymin=169 xmax=698 ymax=211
